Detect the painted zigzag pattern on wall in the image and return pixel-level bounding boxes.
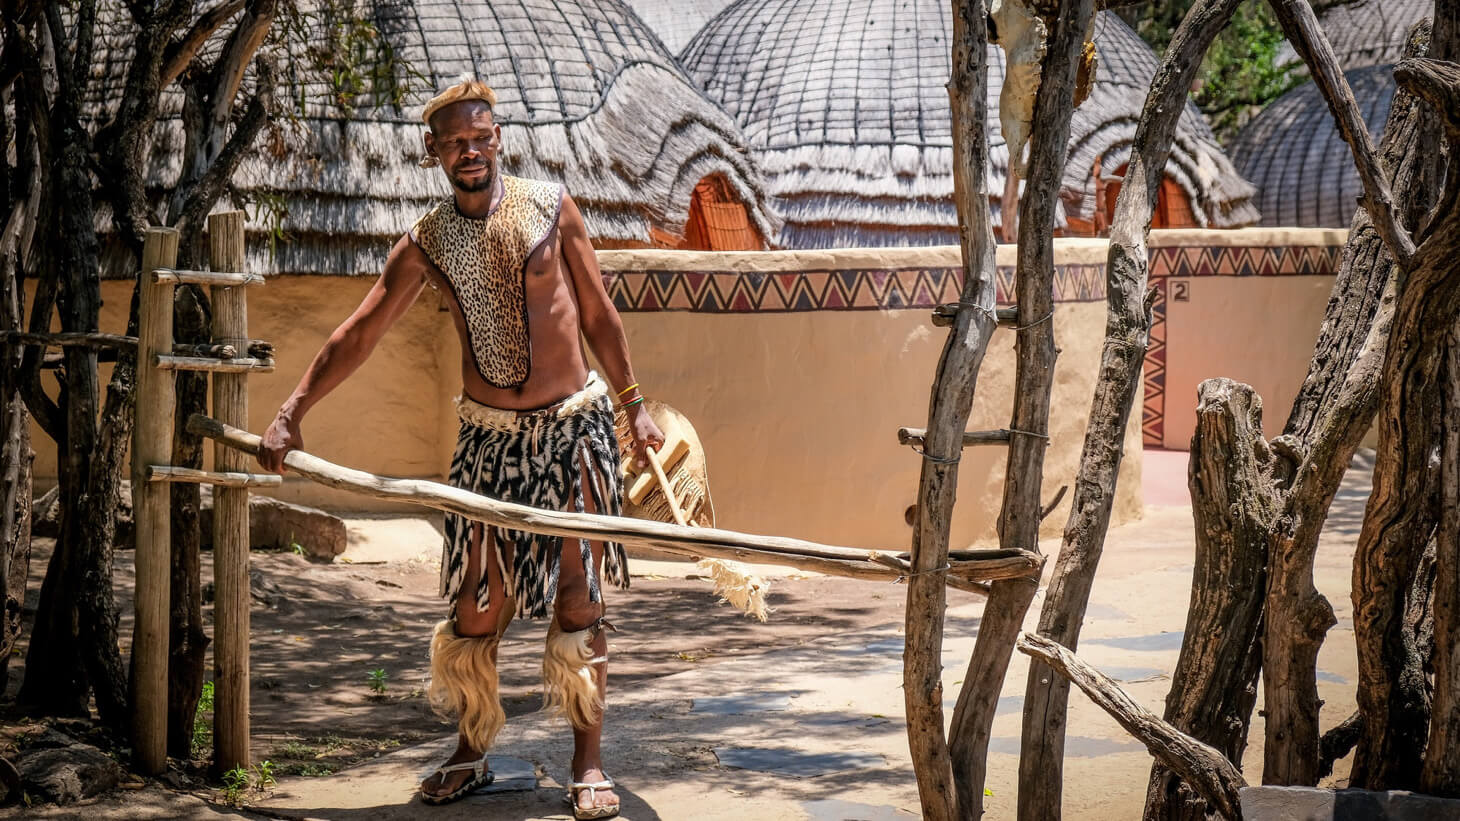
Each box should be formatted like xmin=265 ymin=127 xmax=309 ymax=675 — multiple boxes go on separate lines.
xmin=606 ymin=264 xmax=1108 ymax=313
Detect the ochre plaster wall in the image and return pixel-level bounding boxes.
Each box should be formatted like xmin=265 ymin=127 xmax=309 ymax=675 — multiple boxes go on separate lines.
xmin=31 ymin=241 xmax=1140 ymax=551
xmin=1160 ymin=275 xmax=1336 ymax=447
xmin=31 ymin=278 xmax=451 ymax=512
xmin=1145 ymin=227 xmax=1349 ymax=450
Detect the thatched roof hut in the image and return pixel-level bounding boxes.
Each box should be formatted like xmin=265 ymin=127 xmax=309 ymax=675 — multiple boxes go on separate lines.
xmin=89 ymin=0 xmax=780 ymax=276
xmin=679 ymin=1 xmax=1258 ymax=249
xmin=1276 ymin=0 xmax=1430 ymax=70
xmin=623 ymin=0 xmax=735 ymax=55
xmin=1229 ymin=64 xmax=1394 ymax=228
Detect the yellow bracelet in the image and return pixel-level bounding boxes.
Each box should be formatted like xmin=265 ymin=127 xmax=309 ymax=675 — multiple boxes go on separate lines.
xmin=617 ymin=382 xmax=640 ymax=397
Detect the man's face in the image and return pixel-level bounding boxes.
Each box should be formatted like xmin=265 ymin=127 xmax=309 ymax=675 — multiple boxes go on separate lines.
xmin=424 ymin=101 xmax=501 ymax=194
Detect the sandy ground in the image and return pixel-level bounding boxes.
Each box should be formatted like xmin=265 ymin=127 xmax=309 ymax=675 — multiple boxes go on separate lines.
xmin=1 ymin=448 xmax=1370 ymax=819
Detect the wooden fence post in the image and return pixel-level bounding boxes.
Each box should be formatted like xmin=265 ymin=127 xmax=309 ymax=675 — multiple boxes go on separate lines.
xmin=133 ymin=227 xmax=179 ymax=775
xmin=209 ymin=211 xmax=251 ymax=772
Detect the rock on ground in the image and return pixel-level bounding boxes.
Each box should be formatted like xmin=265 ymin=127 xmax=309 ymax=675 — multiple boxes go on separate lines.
xmin=18 ymin=742 xmax=121 ymax=806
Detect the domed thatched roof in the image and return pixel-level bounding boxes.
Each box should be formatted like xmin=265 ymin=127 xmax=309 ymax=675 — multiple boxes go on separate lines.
xmin=623 ymin=0 xmax=736 ymax=55
xmin=1229 ymin=64 xmax=1395 ymax=228
xmin=1277 ymin=0 xmax=1430 ymax=70
xmin=88 ymin=0 xmax=780 ymax=275
xmin=680 ymin=1 xmax=1258 ymax=249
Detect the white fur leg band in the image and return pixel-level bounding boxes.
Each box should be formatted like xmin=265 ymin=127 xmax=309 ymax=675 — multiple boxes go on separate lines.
xmin=428 ymin=620 xmax=506 ymax=752
xmin=542 ymin=618 xmax=605 ymax=730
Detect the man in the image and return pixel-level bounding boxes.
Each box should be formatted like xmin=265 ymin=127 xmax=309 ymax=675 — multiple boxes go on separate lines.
xmin=258 ymin=76 xmax=661 ymax=819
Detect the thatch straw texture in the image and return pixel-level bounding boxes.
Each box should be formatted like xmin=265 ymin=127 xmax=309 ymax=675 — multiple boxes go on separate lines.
xmin=623 ymin=0 xmax=736 ymax=55
xmin=1229 ymin=64 xmax=1395 ymax=228
xmin=86 ymin=0 xmax=780 ymax=276
xmin=1276 ymin=0 xmax=1431 ymax=70
xmin=680 ymin=2 xmax=1258 ymax=249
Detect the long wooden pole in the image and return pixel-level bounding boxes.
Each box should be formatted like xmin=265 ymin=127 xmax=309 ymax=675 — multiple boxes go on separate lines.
xmin=1017 ymin=3 xmax=1244 ymax=817
xmin=950 ymin=1 xmax=1095 ymax=815
xmin=132 ymin=227 xmax=179 ymax=775
xmin=209 ymin=211 xmax=251 ymax=773
xmin=186 ymin=414 xmax=1037 ymax=592
xmin=901 ymin=1 xmax=1002 ymax=816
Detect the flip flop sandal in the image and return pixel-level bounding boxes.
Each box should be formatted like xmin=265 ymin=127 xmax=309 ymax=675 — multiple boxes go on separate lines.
xmin=567 ymin=775 xmax=621 ymax=819
xmin=420 ymin=753 xmax=494 ymax=805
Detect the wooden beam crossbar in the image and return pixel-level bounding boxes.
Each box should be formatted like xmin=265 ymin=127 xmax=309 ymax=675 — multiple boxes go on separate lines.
xmin=146 ymin=465 xmax=282 ymax=487
xmin=186 ymin=414 xmax=1042 ymax=591
xmin=154 ymin=354 xmax=274 ymax=373
xmin=898 ymin=427 xmax=1013 ymax=448
xmin=931 ymin=303 xmax=1019 ymax=328
xmin=151 ymin=267 xmax=264 ymax=287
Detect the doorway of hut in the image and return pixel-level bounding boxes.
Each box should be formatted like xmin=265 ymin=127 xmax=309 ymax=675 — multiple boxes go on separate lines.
xmin=1066 ymin=159 xmax=1200 ymax=236
xmin=652 ymin=174 xmax=766 ymax=251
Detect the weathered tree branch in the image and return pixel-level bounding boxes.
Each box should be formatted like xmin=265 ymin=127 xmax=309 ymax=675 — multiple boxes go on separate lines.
xmin=1266 ymin=0 xmax=1415 ymax=269
xmin=160 ymin=0 xmax=248 ymax=88
xmin=900 ymin=2 xmax=1002 ymax=817
xmin=173 ymin=64 xmax=272 ymax=240
xmin=1018 ymin=633 xmax=1247 ymax=821
xmin=1018 ymin=4 xmax=1243 ymax=818
xmin=950 ymin=2 xmax=1093 ymax=817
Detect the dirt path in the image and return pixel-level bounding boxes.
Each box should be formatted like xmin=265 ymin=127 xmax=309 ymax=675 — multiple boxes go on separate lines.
xmin=2 ymin=449 xmax=1371 ymax=819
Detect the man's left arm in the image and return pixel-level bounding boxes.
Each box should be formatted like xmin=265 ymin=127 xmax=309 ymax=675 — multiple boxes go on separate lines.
xmin=558 ymin=192 xmax=664 ymax=464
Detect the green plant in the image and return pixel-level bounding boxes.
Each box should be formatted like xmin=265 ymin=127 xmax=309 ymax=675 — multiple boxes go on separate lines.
xmin=254 ymin=759 xmax=277 ymax=788
xmin=221 ymin=765 xmax=250 ymax=804
xmin=192 ymin=681 xmax=216 ymax=757
xmin=297 ymin=763 xmax=335 ymax=777
xmin=367 ymin=668 xmax=388 ymax=695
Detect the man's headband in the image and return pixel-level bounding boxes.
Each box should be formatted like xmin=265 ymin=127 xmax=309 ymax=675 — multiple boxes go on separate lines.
xmin=420 ymin=75 xmax=498 ymax=168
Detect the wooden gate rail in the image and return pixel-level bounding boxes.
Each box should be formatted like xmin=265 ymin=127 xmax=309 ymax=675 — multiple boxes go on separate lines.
xmin=187 ymin=413 xmax=1044 ymax=593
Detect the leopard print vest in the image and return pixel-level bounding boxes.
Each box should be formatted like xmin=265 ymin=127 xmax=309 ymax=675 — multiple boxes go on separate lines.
xmin=410 ymin=175 xmax=564 ymax=388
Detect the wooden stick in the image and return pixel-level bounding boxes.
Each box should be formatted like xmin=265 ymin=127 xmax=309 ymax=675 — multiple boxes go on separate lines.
xmin=146 ymin=465 xmax=282 ymax=487
xmin=154 ymin=354 xmax=273 ymax=373
xmin=897 ymin=427 xmax=1011 ymax=448
xmin=1017 ymin=633 xmax=1247 ymax=820
xmin=3 ymin=330 xmax=136 ymax=349
xmin=644 ymin=447 xmax=688 ymax=526
xmin=151 ymin=267 xmax=264 ymax=287
xmin=186 ymin=414 xmax=1027 ymax=592
xmin=131 ymin=227 xmax=179 ymax=776
xmin=208 ymin=212 xmax=251 ymax=773
xmin=172 ymin=342 xmax=237 ymax=359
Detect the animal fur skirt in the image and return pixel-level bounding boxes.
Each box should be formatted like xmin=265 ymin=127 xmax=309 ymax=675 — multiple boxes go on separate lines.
xmin=441 ymin=372 xmax=629 ymax=619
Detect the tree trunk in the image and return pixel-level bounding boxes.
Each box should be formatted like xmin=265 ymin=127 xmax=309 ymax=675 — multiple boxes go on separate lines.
xmin=1018 ymin=4 xmax=1242 ymax=818
xmin=166 ymin=284 xmax=211 ymax=759
xmin=0 ymin=270 xmax=33 ymax=694
xmin=1349 ymin=56 xmax=1460 ymax=790
xmin=1239 ymin=7 xmax=1437 ymax=786
xmin=948 ymin=2 xmax=1093 ymax=817
xmin=902 ymin=3 xmax=1000 ymax=817
xmin=1145 ymin=379 xmax=1275 ymax=820
xmin=1422 ymin=322 xmax=1460 ymax=795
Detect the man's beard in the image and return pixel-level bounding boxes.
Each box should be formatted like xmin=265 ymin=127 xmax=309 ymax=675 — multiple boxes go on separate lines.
xmin=449 ymin=162 xmax=496 ymax=193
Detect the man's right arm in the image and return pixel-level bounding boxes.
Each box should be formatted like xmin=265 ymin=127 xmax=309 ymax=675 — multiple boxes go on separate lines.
xmin=257 ymin=235 xmax=430 ymax=473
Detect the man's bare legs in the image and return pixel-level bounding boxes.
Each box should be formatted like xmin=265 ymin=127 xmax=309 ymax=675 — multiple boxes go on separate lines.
xmin=555 ymin=463 xmax=618 ymax=814
xmin=421 ymin=524 xmax=513 ymax=799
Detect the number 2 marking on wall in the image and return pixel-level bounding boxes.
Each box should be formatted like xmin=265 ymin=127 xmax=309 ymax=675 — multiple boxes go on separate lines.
xmin=1172 ymin=280 xmax=1190 ymax=302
